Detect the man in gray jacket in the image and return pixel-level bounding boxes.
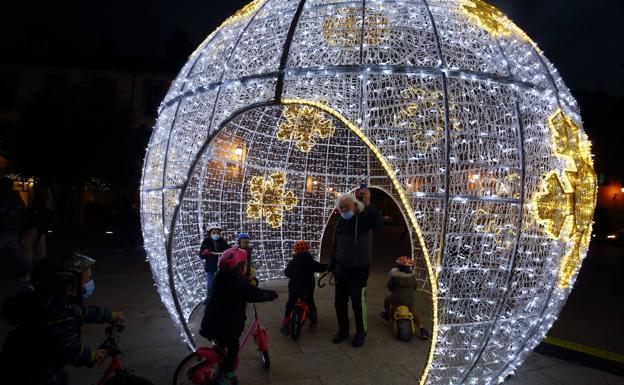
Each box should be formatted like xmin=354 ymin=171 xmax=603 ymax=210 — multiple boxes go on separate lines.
xmin=331 ymin=187 xmax=383 ymax=347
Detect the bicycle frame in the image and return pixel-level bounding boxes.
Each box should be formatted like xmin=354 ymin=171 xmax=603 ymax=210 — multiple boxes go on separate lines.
xmin=190 ymin=304 xmax=269 ymax=382
xmin=97 ymin=354 xmax=123 ymax=385
xmin=241 ymin=304 xmax=269 ymax=352
xmin=291 ymin=298 xmax=309 ymax=323
xmin=96 ymin=323 xmax=125 ymax=385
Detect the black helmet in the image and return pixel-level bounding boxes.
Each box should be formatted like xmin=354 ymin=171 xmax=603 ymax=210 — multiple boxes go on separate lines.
xmin=32 ymin=253 xmax=95 ymax=294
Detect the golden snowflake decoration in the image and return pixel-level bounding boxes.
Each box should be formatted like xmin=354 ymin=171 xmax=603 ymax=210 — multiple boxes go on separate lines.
xmin=394 ymin=87 xmax=448 ymax=152
xmin=459 ymin=0 xmax=533 ymax=43
xmin=277 ymin=105 xmax=336 ymax=152
xmin=534 ymin=109 xmax=597 ymax=289
xmin=246 ymin=172 xmax=298 ymax=228
xmin=322 ymin=7 xmax=389 ymax=47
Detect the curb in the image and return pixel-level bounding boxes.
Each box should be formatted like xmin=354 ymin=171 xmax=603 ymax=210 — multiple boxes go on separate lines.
xmin=535 ymin=336 xmax=624 ymax=377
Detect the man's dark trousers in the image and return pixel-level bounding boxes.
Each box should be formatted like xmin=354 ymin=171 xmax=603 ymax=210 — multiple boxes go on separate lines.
xmin=334 ymin=265 xmax=369 ymax=334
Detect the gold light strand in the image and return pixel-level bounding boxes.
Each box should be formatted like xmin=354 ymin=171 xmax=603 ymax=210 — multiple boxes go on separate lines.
xmin=221 ymin=0 xmax=264 ymax=27
xmin=185 ymin=0 xmax=264 ymax=63
xmin=458 ymin=0 xmax=534 ymax=43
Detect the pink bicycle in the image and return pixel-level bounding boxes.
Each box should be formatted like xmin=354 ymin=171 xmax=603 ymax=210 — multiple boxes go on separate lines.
xmin=172 ymin=303 xmax=270 ymax=385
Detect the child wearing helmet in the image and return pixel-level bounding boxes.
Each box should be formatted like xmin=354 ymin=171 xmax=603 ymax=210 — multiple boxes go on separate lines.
xmin=200 ymin=247 xmax=278 ymax=385
xmin=0 ymin=253 xmax=125 ymax=385
xmin=199 ymin=223 xmax=230 ymax=303
xmin=379 ymin=256 xmax=430 ymax=340
xmin=281 ymin=240 xmax=328 ymax=334
xmin=236 ymin=232 xmax=256 ymax=281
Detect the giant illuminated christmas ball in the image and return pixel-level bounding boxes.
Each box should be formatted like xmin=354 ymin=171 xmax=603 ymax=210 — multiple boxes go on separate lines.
xmin=140 ymin=1 xmax=596 ymax=384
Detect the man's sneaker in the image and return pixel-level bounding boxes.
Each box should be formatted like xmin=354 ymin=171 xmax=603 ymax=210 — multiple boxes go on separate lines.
xmin=332 ymin=330 xmax=349 ymax=344
xmin=379 ymin=311 xmax=390 ymax=321
xmin=280 ymin=324 xmax=289 ymax=336
xmin=309 ymin=312 xmax=318 ymax=328
xmin=419 ymin=327 xmax=431 ymax=340
xmin=352 ymin=332 xmax=366 ymax=347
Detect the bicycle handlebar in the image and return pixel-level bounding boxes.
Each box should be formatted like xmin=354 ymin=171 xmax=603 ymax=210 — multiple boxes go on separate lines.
xmin=317 ymin=271 xmax=334 ymax=288
xmin=100 ymin=322 xmax=124 ymax=354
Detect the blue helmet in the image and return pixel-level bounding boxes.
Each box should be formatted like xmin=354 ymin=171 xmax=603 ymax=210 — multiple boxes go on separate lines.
xmin=237 ymin=232 xmax=250 ymax=240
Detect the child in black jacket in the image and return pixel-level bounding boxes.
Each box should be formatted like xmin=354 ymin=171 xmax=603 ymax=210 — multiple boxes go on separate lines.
xmin=281 ymin=240 xmax=328 ymax=334
xmin=199 ymin=223 xmax=230 ymax=304
xmin=0 ymin=253 xmax=124 ymax=385
xmin=200 ymin=247 xmax=278 ymax=385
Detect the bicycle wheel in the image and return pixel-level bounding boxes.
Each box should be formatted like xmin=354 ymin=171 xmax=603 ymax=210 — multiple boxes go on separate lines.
xmin=396 ymin=319 xmax=414 ymax=342
xmin=260 ymin=350 xmax=270 ymax=369
xmin=290 ymin=306 xmax=304 ymax=340
xmin=172 ymin=352 xmax=213 ymax=385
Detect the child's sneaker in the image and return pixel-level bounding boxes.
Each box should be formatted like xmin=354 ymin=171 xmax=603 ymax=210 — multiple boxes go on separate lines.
xmin=379 ymin=311 xmax=390 ymax=321
xmin=209 ymin=370 xmax=239 ymax=385
xmin=419 ymin=327 xmax=430 ymax=340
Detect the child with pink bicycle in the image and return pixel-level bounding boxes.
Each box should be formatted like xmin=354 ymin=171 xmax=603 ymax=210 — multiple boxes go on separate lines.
xmin=197 ymin=247 xmax=278 ymax=385
xmin=281 ymin=240 xmax=328 ymax=336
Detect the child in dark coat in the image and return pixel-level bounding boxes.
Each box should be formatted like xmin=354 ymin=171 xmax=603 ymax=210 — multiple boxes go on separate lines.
xmin=281 ymin=240 xmax=328 ymax=335
xmin=200 ymin=247 xmax=278 ymax=385
xmin=0 ymin=253 xmax=124 ymax=385
xmin=236 ymin=232 xmax=256 ymax=278
xmin=199 ymin=223 xmax=230 ymax=303
xmin=380 ymin=256 xmax=430 ymax=340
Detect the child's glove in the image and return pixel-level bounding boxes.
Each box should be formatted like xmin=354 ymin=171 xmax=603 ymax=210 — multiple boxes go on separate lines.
xmin=91 ymin=348 xmax=108 ymax=366
xmin=200 ymin=249 xmax=213 ymax=259
xmin=110 ymin=312 xmax=126 ymax=332
xmin=111 ymin=311 xmax=125 ymax=323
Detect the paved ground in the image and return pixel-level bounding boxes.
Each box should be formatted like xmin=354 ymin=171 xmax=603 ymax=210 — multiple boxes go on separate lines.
xmin=1 ymin=228 xmax=622 ymax=385
xmin=547 ymin=242 xmax=624 ymax=354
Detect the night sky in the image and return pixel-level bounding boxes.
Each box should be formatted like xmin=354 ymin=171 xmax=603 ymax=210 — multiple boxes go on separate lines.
xmin=4 ymin=0 xmax=622 ymax=96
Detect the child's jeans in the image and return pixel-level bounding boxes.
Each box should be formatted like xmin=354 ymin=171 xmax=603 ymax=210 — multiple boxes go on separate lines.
xmin=206 ymin=272 xmax=214 ymax=301
xmin=384 ymin=295 xmax=422 ymax=327
xmin=284 ymin=294 xmax=317 ymax=322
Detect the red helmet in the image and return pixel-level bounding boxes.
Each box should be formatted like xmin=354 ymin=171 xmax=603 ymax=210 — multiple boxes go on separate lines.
xmin=293 ymin=240 xmax=309 ymax=253
xmin=218 ymin=247 xmax=248 ymax=272
xmin=395 ymin=256 xmax=414 ymax=267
